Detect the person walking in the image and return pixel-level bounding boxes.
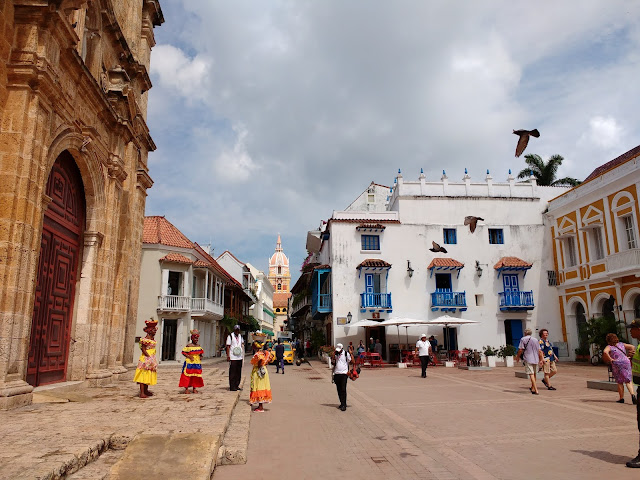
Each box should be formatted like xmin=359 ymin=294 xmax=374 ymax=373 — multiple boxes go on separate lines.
xmin=249 ymin=344 xmax=273 ymax=412
xmin=415 ymin=334 xmax=432 ymax=378
xmin=274 ymin=338 xmax=285 ymax=374
xmin=515 ymin=328 xmax=544 ymax=394
xmin=331 ymin=343 xmax=352 ymax=411
xmin=626 ymin=319 xmax=640 ymax=468
xmin=538 ymin=329 xmax=559 ymax=390
xmin=603 ymin=333 xmax=636 ymax=404
xmin=226 ymin=325 xmax=245 ymax=391
xmin=179 ymin=329 xmax=204 ymax=394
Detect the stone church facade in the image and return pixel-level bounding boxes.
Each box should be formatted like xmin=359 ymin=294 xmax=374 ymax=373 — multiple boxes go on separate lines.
xmin=0 ymin=0 xmax=163 ymax=409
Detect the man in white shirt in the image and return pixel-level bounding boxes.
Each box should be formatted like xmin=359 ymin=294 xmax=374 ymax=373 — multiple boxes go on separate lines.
xmin=226 ymin=325 xmax=245 ymax=391
xmin=332 ymin=343 xmax=352 ymax=411
xmin=415 ymin=334 xmax=432 ymax=378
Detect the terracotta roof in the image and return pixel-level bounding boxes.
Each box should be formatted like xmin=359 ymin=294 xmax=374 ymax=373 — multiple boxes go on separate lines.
xmin=143 ymin=216 xmax=194 ymax=249
xmin=160 ymin=253 xmax=193 ymax=264
xmin=314 ymin=264 xmax=330 ymax=270
xmin=427 ymin=258 xmax=464 ymax=269
xmin=356 ymin=259 xmax=392 ymax=269
xmin=493 ymin=257 xmax=532 ymax=269
xmin=193 ymin=260 xmax=211 ymax=267
xmin=356 ymin=223 xmax=386 ymax=230
xmin=192 ymin=243 xmax=235 ymax=281
xmin=273 ymin=292 xmax=291 ymax=307
xmin=584 ymin=144 xmax=640 ymax=182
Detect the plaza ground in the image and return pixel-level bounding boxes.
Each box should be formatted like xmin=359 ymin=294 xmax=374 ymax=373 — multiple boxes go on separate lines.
xmin=215 ymin=360 xmax=640 ymax=480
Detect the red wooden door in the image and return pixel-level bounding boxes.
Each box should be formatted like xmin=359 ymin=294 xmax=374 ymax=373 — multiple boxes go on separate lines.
xmin=27 ymin=152 xmax=85 ymax=386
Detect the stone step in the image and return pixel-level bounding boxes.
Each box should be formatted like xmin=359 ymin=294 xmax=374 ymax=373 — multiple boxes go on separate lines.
xmin=67 ymin=450 xmax=125 ymax=480
xmin=216 ymin=384 xmax=251 ymax=465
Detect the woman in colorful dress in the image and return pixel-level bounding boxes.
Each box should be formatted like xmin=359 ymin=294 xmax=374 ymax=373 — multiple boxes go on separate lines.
xmin=133 ymin=319 xmax=158 ymax=398
xmin=179 ymin=329 xmax=204 ymax=394
xmin=249 ymin=344 xmax=273 ymax=412
xmin=603 ymin=333 xmax=637 ymax=404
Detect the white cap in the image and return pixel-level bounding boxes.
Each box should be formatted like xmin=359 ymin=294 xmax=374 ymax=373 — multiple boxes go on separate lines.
xmin=421 ymin=333 xmax=427 ymax=338
xmin=335 ymin=343 xmax=343 ymax=351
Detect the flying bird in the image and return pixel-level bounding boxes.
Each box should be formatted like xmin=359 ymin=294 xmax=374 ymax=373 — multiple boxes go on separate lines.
xmin=464 ymin=216 xmax=484 ymax=233
xmin=429 ymin=241 xmax=447 ymax=254
xmin=513 ymin=129 xmax=540 ymax=157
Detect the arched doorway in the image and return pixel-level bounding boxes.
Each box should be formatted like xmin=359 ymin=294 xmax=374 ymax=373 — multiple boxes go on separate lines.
xmin=576 ymin=303 xmax=587 ymax=348
xmin=27 ymin=151 xmax=85 ymax=386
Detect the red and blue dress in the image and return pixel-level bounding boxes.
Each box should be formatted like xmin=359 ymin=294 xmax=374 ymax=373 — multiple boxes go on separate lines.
xmin=179 ymin=345 xmax=204 ymax=388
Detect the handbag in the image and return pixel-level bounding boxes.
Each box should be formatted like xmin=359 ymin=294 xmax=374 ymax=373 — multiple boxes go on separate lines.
xmin=232 ymin=346 xmax=242 ymax=356
xmin=257 ymin=366 xmax=266 ymax=378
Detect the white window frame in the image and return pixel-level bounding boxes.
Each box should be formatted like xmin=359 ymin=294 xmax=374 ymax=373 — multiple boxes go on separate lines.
xmin=564 ymin=236 xmax=577 ymax=268
xmin=623 ymin=215 xmax=637 ymax=249
xmin=590 ymin=227 xmax=605 ymax=261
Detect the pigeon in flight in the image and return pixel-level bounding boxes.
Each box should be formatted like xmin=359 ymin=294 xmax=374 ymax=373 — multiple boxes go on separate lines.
xmin=464 ymin=216 xmax=484 ymax=233
xmin=513 ymin=129 xmax=540 ymax=157
xmin=429 ymin=241 xmax=447 ymax=254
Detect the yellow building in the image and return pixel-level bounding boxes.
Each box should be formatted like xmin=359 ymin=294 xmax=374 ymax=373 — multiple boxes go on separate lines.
xmin=268 ymin=235 xmax=291 ymax=332
xmin=547 ymin=145 xmax=640 ymax=356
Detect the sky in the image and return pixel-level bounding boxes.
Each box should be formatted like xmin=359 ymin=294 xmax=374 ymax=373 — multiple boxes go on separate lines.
xmin=145 ymin=0 xmax=640 ymax=283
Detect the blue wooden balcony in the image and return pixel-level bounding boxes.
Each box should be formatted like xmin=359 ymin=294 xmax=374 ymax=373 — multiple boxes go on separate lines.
xmin=430 ymin=291 xmax=467 ymax=312
xmin=498 ymin=291 xmax=534 ymax=311
xmin=360 ymin=292 xmax=392 ymax=312
xmin=311 ymin=267 xmax=332 ymax=319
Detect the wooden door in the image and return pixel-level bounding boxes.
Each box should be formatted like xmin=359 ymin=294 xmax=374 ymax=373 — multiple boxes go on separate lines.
xmin=27 ymin=152 xmax=84 ymax=386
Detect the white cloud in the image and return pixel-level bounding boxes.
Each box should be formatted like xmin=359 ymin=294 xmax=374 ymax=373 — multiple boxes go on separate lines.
xmin=151 ymin=44 xmax=211 ymax=101
xmin=213 ymin=124 xmax=257 ymax=183
xmin=581 ymin=116 xmax=624 ymax=149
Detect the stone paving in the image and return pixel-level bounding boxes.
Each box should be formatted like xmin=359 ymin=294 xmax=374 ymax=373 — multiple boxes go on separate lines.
xmin=214 ymin=361 xmax=640 ymax=480
xmin=0 ymin=358 xmax=243 ymax=480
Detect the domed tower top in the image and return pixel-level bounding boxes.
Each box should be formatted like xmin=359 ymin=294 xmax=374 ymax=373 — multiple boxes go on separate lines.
xmin=268 ymin=235 xmax=291 ymax=296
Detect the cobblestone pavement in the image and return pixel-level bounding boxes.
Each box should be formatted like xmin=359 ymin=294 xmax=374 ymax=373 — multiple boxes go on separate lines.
xmin=214 ymin=361 xmax=640 ymax=480
xmin=0 ymin=358 xmax=242 ymax=480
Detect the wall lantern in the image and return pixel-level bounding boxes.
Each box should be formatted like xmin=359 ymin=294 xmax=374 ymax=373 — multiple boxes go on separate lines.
xmin=407 ymin=260 xmax=414 ymax=278
xmin=475 ymin=260 xmax=483 ymax=277
xmin=347 ymin=311 xmax=352 ymax=323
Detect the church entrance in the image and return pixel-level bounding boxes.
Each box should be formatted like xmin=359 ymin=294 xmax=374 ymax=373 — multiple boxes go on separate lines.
xmin=27 ymin=151 xmax=85 ymax=386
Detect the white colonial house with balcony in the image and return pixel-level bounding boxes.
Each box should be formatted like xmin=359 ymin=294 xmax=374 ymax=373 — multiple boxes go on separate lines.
xmin=246 ymin=263 xmax=276 ymax=337
xmin=547 ymin=144 xmax=640 ymax=354
xmin=136 ymin=217 xmax=229 ymax=363
xmin=306 ymin=169 xmax=568 ymax=361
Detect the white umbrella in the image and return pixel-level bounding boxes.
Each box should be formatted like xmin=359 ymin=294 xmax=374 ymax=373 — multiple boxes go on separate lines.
xmin=423 ymin=315 xmax=480 ymax=358
xmin=347 ymin=319 xmax=383 ymax=328
xmin=380 ymin=317 xmax=432 ymax=354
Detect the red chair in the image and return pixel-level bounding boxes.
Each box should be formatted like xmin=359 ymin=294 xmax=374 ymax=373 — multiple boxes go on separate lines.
xmin=370 ymin=353 xmax=383 ymax=367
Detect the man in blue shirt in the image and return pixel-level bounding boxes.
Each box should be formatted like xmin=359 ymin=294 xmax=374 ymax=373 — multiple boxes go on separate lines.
xmin=274 ymin=339 xmax=285 ymax=374
xmin=539 ymin=329 xmax=559 ymax=390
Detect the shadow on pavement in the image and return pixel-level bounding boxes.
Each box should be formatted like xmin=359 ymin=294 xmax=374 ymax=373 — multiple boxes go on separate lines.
xmin=571 ymin=449 xmax=631 ymax=465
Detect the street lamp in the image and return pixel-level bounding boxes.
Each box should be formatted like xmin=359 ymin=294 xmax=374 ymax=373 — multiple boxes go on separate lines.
xmin=407 ymin=260 xmax=414 ymax=278
xmin=347 ymin=311 xmax=352 ymax=323
xmin=475 ymin=260 xmax=483 ymax=277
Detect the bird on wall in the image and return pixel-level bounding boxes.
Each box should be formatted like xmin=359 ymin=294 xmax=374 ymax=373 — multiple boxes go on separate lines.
xmin=464 ymin=216 xmax=484 ymax=233
xmin=513 ymin=129 xmax=540 ymax=157
xmin=429 ymin=241 xmax=447 ymax=254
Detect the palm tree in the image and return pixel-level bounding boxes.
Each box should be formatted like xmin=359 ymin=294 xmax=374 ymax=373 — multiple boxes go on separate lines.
xmin=517 ymin=154 xmax=581 ymax=187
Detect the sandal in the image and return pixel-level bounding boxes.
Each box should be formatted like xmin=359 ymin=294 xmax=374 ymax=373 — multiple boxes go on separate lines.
xmin=530 ymin=387 xmax=539 ymax=395
xmin=547 ymin=386 xmax=556 ymax=390
xmin=542 ymin=378 xmax=549 ymax=388
xmin=617 ymin=398 xmax=625 ymax=403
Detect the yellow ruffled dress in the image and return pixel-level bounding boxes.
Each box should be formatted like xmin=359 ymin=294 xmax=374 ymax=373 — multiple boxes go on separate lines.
xmin=133 ymin=338 xmax=158 ymax=386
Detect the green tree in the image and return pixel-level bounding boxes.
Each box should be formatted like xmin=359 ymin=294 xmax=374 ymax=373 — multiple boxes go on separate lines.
xmin=517 ymin=154 xmax=581 ymax=187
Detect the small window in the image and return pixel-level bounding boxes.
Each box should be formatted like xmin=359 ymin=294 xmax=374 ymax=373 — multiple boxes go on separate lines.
xmin=624 ymin=216 xmax=637 ymax=249
xmin=488 ymin=229 xmax=504 ymax=244
xmin=277 ymin=284 xmax=282 ymax=290
xmin=475 ymin=294 xmax=484 ymax=306
xmin=547 ymin=270 xmax=557 ymax=286
xmin=367 ymin=194 xmax=375 ymax=203
xmin=443 ymin=228 xmax=457 ymax=244
xmin=361 ymin=234 xmax=380 ymax=250
xmin=591 ymin=228 xmax=605 ymax=260
xmin=564 ymin=237 xmax=577 ymax=267
xmin=276 ymin=308 xmax=280 ymax=313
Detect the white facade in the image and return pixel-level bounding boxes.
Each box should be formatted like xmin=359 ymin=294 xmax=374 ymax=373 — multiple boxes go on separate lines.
xmin=217 ymin=251 xmax=258 ymax=304
xmin=137 ymin=246 xmax=226 ymax=364
xmin=247 ymin=263 xmax=275 ymax=335
xmin=316 ymin=170 xmax=568 ymax=358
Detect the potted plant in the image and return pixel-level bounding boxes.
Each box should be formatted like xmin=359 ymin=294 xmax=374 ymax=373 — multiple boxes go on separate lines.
xmin=498 ymin=344 xmax=517 ymax=367
xmin=483 ymin=345 xmax=497 ymax=367
xmin=574 ymin=345 xmax=590 ymax=362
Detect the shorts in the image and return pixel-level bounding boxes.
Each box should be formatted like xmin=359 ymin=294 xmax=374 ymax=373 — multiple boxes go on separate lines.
xmin=524 ymin=362 xmax=538 ymax=375
xmin=542 ymin=359 xmax=557 ymax=374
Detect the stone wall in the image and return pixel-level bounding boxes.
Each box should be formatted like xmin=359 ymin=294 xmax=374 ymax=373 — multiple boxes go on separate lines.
xmin=0 ymin=0 xmax=163 ymax=409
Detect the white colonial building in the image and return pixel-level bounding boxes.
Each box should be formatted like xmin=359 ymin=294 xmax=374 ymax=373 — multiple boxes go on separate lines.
xmin=137 ymin=217 xmax=228 ymax=363
xmin=246 ymin=263 xmax=276 ymax=337
xmin=306 ymin=169 xmax=568 ymax=360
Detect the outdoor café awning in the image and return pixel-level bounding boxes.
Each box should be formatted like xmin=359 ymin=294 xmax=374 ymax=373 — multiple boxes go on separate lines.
xmin=261 ymin=328 xmax=274 ymax=336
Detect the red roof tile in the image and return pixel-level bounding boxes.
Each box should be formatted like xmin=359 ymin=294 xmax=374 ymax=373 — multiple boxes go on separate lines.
xmin=160 ymin=253 xmax=193 ymax=264
xmin=192 ymin=243 xmax=236 ymax=281
xmin=356 ymin=223 xmax=386 ymax=230
xmin=427 ymin=258 xmax=464 ymax=269
xmin=143 ymin=216 xmax=193 ymax=249
xmin=273 ymin=292 xmax=291 ymax=307
xmin=331 ymin=219 xmax=400 ymax=224
xmin=356 ymin=259 xmax=392 ymax=269
xmin=193 ymin=260 xmax=211 ymax=267
xmin=493 ymin=257 xmax=532 ymax=269
xmin=583 ymin=144 xmax=640 ymax=182
xmin=314 ymin=264 xmax=330 ymax=270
